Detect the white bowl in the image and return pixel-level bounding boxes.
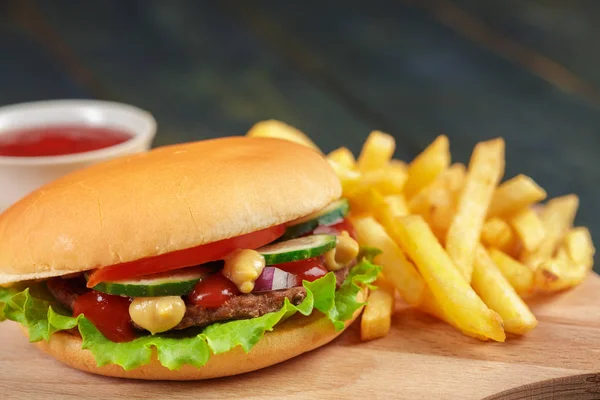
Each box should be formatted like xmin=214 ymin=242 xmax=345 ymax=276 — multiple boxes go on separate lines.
xmin=0 ymin=100 xmax=157 ymax=211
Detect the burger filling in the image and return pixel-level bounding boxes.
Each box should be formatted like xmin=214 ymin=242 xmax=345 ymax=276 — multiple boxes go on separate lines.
xmin=44 ymin=199 xmax=362 ymax=342
xmin=46 ymin=263 xmax=352 ymax=339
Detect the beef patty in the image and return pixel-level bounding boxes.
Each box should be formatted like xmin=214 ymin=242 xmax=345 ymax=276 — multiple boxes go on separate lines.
xmin=47 ymin=266 xmax=351 ymax=332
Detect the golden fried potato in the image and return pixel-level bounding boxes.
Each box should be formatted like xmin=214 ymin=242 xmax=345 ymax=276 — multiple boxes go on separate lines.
xmin=563 ymin=227 xmax=595 ymax=266
xmin=357 ymin=131 xmax=396 ymax=172
xmin=327 ymin=147 xmax=356 ymax=170
xmin=535 ymin=258 xmax=590 ymax=292
xmin=328 ymin=159 xmax=362 ymax=195
xmin=446 ymin=138 xmax=505 ymax=281
xmin=481 ymin=218 xmax=515 ymax=252
xmin=521 ymin=195 xmax=579 ymax=268
xmin=488 ymin=175 xmax=546 ymax=218
xmin=361 ymin=279 xmax=395 ymax=341
xmin=535 ymin=226 xmax=596 ymax=292
xmin=347 ymin=187 xmax=385 ymax=216
xmin=395 ymin=215 xmax=505 ymax=342
xmin=360 ymin=163 xmax=408 ymax=195
xmin=408 ymin=163 xmax=465 ymax=241
xmin=351 ymin=216 xmax=426 ymax=306
xmin=418 ymin=291 xmax=490 ymax=341
xmin=375 ymin=194 xmax=410 ymax=235
xmin=382 ymin=194 xmax=410 ymax=217
xmin=472 ymin=246 xmax=537 ymax=335
xmin=389 ymin=158 xmax=408 ymax=170
xmin=404 ymin=135 xmax=450 ymax=198
xmin=246 ymin=119 xmax=321 ymax=153
xmin=488 ymin=248 xmax=535 ymax=295
xmin=508 ymin=208 xmax=546 ymax=253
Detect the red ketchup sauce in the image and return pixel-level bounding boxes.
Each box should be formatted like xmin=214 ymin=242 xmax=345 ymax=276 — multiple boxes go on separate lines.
xmin=73 ymin=291 xmax=136 ymax=342
xmin=0 ymin=125 xmax=131 ymax=157
xmin=188 ymin=273 xmax=240 ymax=308
xmin=275 ymin=257 xmax=328 ymax=282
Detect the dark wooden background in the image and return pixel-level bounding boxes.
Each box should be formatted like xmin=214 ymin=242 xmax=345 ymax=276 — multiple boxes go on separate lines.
xmin=1 ymin=0 xmax=598 ymax=270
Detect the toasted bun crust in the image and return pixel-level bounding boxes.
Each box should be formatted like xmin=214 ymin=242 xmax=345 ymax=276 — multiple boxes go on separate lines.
xmin=23 ymin=289 xmax=365 ymax=380
xmin=0 ymin=137 xmax=340 ymax=284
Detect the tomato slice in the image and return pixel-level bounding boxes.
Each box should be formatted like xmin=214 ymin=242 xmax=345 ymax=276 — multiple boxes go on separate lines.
xmin=276 ymin=257 xmax=328 ymax=282
xmin=86 ymin=225 xmax=285 ymax=287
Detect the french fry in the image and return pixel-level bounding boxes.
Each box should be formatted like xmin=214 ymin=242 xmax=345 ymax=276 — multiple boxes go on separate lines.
xmin=407 ymin=164 xmax=465 ymax=241
xmin=348 ymin=190 xmax=409 ymax=228
xmin=563 ymin=227 xmax=595 ymax=266
xmin=535 ymin=227 xmax=596 ymax=291
xmin=535 ymin=258 xmax=590 ymax=292
xmin=531 ymin=203 xmax=544 ymax=215
xmin=429 ymin=168 xmax=465 ymax=241
xmin=481 ymin=218 xmax=515 ymax=252
xmin=357 ymin=131 xmax=396 ymax=172
xmin=521 ymin=195 xmax=579 ymax=268
xmin=361 ymin=279 xmax=395 ymax=341
xmin=375 ymin=194 xmax=410 ymax=234
xmin=446 ymin=138 xmax=505 ymax=281
xmin=395 ymin=215 xmax=505 ymax=342
xmin=373 ymin=194 xmax=411 ymax=252
xmin=488 ymin=248 xmax=535 ymax=295
xmin=389 ymin=158 xmax=408 ymax=171
xmin=418 ymin=291 xmax=490 ymax=341
xmin=360 ymin=163 xmax=408 ymax=195
xmin=409 ymin=163 xmax=465 ymax=216
xmin=555 ymin=247 xmax=571 ymax=262
xmin=443 ymin=163 xmax=466 ymax=193
xmin=472 ymin=246 xmax=538 ymax=335
xmin=327 ymin=147 xmax=356 ymax=170
xmin=382 ymin=194 xmax=410 ymax=217
xmin=246 ymin=119 xmax=322 ymax=153
xmin=418 ymin=292 xmax=445 ymax=321
xmin=488 ymin=175 xmax=547 ymax=218
xmin=347 ymin=187 xmax=385 ymax=216
xmin=328 ymin=159 xmax=362 ymax=195
xmin=351 ymin=216 xmax=426 ymax=306
xmin=508 ymin=208 xmax=546 ymax=252
xmin=404 ymin=135 xmax=450 ymax=198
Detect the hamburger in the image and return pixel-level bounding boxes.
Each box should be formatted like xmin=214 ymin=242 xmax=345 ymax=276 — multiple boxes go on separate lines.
xmin=0 ymin=136 xmax=379 ymax=380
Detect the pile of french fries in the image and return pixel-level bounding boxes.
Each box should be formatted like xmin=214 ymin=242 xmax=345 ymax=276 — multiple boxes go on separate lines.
xmin=247 ymin=120 xmax=595 ymax=342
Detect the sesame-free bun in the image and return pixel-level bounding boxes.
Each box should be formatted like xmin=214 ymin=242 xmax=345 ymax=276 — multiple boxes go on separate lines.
xmin=22 ymin=289 xmax=365 ymax=380
xmin=0 ymin=137 xmax=340 ymax=284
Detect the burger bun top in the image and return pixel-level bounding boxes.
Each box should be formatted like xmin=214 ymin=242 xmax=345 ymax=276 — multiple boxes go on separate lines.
xmin=0 ymin=137 xmax=340 ymax=284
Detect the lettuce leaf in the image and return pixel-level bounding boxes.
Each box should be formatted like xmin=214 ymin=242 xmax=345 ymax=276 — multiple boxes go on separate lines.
xmin=0 ymin=259 xmax=379 ymax=371
xmin=358 ymin=246 xmax=383 ymax=263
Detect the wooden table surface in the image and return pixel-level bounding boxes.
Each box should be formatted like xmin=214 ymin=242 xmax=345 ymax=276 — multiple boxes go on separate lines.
xmin=1 ymin=274 xmax=599 ymax=399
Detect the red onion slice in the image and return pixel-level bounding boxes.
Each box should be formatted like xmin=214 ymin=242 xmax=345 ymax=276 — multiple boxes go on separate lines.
xmin=253 ymin=267 xmax=299 ymax=292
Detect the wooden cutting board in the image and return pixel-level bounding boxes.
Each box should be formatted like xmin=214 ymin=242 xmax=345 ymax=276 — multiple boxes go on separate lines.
xmin=1 ymin=274 xmax=599 ymax=400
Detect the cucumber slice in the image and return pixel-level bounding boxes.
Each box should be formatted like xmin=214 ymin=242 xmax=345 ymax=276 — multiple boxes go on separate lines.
xmin=90 ymin=266 xmax=213 ymax=297
xmin=281 ymin=199 xmax=350 ymax=240
xmin=258 ymin=234 xmax=337 ymax=265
